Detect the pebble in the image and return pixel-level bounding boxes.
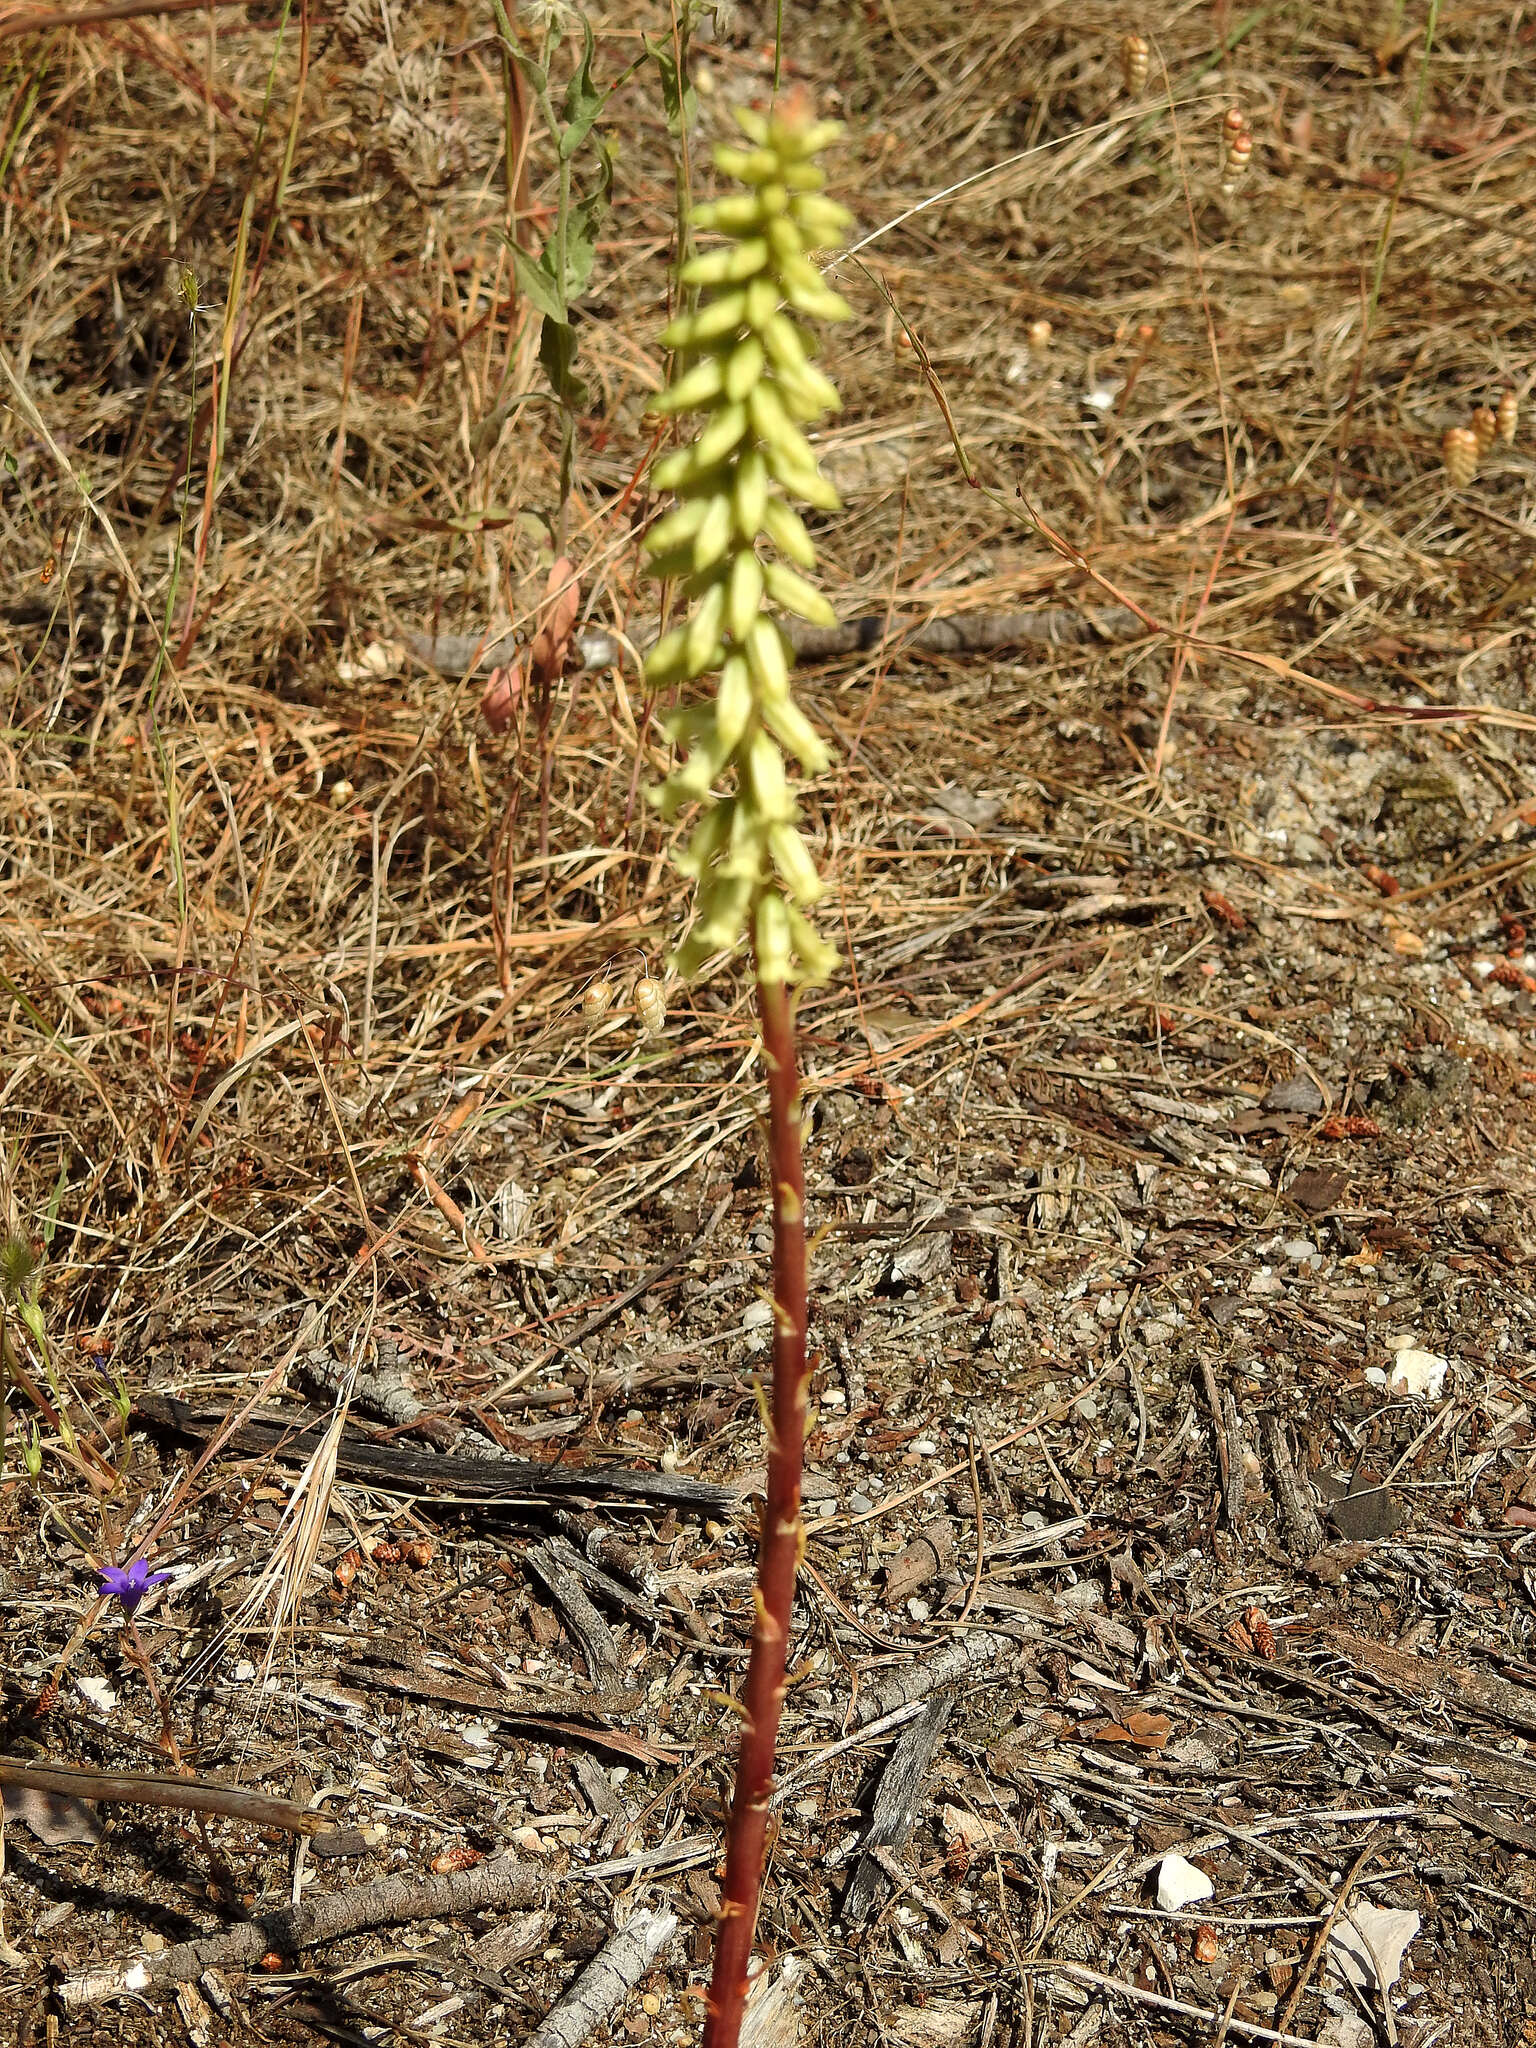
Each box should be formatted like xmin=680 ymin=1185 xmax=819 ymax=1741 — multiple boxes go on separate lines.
xmin=912 ymin=1439 xmax=939 ymax=1456
xmin=1141 ymin=1319 xmax=1176 ymax=1347
xmin=847 ymin=1492 xmax=873 ymax=1514
xmin=1074 ymin=1395 xmax=1099 ymax=1420
xmin=1282 ymin=1239 xmax=1318 ymax=1263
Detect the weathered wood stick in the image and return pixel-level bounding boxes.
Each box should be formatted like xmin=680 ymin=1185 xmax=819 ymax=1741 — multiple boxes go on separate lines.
xmin=0 ymin=1758 xmax=324 ymax=1838
xmin=401 ymin=602 xmax=1141 ymax=678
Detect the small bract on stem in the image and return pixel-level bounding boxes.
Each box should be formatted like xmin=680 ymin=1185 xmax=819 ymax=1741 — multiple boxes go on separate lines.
xmin=639 ymin=95 xmax=849 ymax=2048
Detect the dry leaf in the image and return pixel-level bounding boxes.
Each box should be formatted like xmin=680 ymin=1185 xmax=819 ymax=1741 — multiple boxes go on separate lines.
xmin=1 ymin=1785 xmax=103 ymax=1846
xmin=1327 ymin=1903 xmax=1420 ymax=1994
xmin=480 ymin=661 xmax=523 ymax=733
xmin=530 ymin=555 xmax=580 ymax=682
xmin=1082 ymin=1709 xmax=1171 ymax=1750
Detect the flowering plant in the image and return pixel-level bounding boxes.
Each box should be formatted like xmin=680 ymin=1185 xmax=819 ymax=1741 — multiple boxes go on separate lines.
xmin=97 ymin=1557 xmax=172 ymax=1613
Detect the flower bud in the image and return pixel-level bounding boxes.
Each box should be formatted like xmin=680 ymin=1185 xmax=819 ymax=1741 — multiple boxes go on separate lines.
xmin=642 ymin=100 xmax=844 ymax=987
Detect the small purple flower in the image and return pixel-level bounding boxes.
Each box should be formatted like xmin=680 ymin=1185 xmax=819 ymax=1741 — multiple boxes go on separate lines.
xmin=98 ymin=1557 xmax=172 ymax=1613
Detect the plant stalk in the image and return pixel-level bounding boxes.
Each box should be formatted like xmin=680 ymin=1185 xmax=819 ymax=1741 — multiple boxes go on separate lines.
xmin=702 ymin=972 xmax=809 ymax=2048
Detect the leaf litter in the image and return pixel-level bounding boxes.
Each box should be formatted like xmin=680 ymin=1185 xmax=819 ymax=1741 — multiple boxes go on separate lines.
xmin=2 ymin=2 xmax=1536 ymax=2045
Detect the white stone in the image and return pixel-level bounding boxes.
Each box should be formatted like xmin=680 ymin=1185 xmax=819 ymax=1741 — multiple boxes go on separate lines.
xmin=1156 ymin=1852 xmax=1215 ymax=1913
xmin=1387 ymin=1348 xmax=1448 ymax=1398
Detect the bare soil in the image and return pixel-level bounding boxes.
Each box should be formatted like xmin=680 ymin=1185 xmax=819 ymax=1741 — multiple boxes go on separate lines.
xmin=3 ymin=4 xmax=1536 ymax=2047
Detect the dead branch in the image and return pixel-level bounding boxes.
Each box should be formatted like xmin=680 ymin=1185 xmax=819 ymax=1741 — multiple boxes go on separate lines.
xmin=525 ymin=1909 xmax=677 ymax=2048
xmin=853 ymin=1631 xmax=1014 ymax=1727
xmin=401 ymin=603 xmax=1141 ymax=679
xmin=0 ymin=1758 xmax=329 ymax=1840
xmin=59 ymin=1853 xmax=546 ymax=2009
xmin=1263 ymin=1413 xmax=1326 ymax=1557
xmin=842 ymin=1695 xmax=951 ymax=1925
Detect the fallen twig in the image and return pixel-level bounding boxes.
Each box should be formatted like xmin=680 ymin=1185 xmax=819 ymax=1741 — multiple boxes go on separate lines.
xmin=1029 ymin=1960 xmax=1323 ymax=2047
xmin=524 ymin=1908 xmax=677 ymax=2048
xmin=132 ymin=1393 xmax=736 ymax=1517
xmin=0 ymin=1758 xmax=331 ymax=1841
xmin=59 ymin=1852 xmax=546 ymax=2008
xmin=400 ymin=603 xmax=1141 ymax=678
xmin=843 ymin=1695 xmax=951 ymax=1924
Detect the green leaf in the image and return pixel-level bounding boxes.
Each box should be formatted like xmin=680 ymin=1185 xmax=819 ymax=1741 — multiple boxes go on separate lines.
xmin=487 ymin=0 xmax=546 ymax=102
xmin=643 ymin=32 xmax=698 ymax=140
xmin=539 ymin=317 xmax=588 ymax=411
xmin=563 ymin=135 xmax=614 ymax=301
xmin=559 ymin=15 xmax=605 ymax=161
xmin=510 ymin=241 xmax=569 ymax=325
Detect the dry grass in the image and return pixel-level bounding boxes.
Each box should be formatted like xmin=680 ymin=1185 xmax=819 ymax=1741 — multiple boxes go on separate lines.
xmin=1 ymin=3 xmax=1530 ymax=1305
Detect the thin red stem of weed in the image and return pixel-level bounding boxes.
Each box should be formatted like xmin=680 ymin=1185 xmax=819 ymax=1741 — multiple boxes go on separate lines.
xmin=701 ymin=974 xmax=808 ymax=2048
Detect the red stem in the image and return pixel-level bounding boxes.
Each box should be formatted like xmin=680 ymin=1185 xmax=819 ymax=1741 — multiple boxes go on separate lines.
xmin=701 ymin=974 xmax=808 ymax=2048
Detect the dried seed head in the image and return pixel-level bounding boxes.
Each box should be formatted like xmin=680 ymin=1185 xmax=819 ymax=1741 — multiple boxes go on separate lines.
xmin=1026 ymin=317 xmax=1053 ymax=349
xmin=635 ymin=975 xmax=667 ymax=1036
xmin=1120 ymin=32 xmax=1149 ymax=97
xmin=1219 ymin=108 xmax=1252 ymax=192
xmin=1497 ymin=388 xmax=1519 ymax=444
xmin=1442 ymin=425 xmax=1479 ymax=487
xmin=583 ymin=977 xmax=615 ymax=1021
xmin=0 ymin=1235 xmax=37 ymax=1299
xmin=1471 ymin=406 xmax=1498 ymax=456
xmin=1194 ymin=1924 xmax=1221 ymax=1964
xmin=333 ymin=1548 xmax=363 ymax=1589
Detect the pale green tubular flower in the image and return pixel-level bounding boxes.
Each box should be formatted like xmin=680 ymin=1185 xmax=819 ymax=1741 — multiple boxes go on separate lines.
xmin=646 ymin=102 xmax=850 ymax=987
